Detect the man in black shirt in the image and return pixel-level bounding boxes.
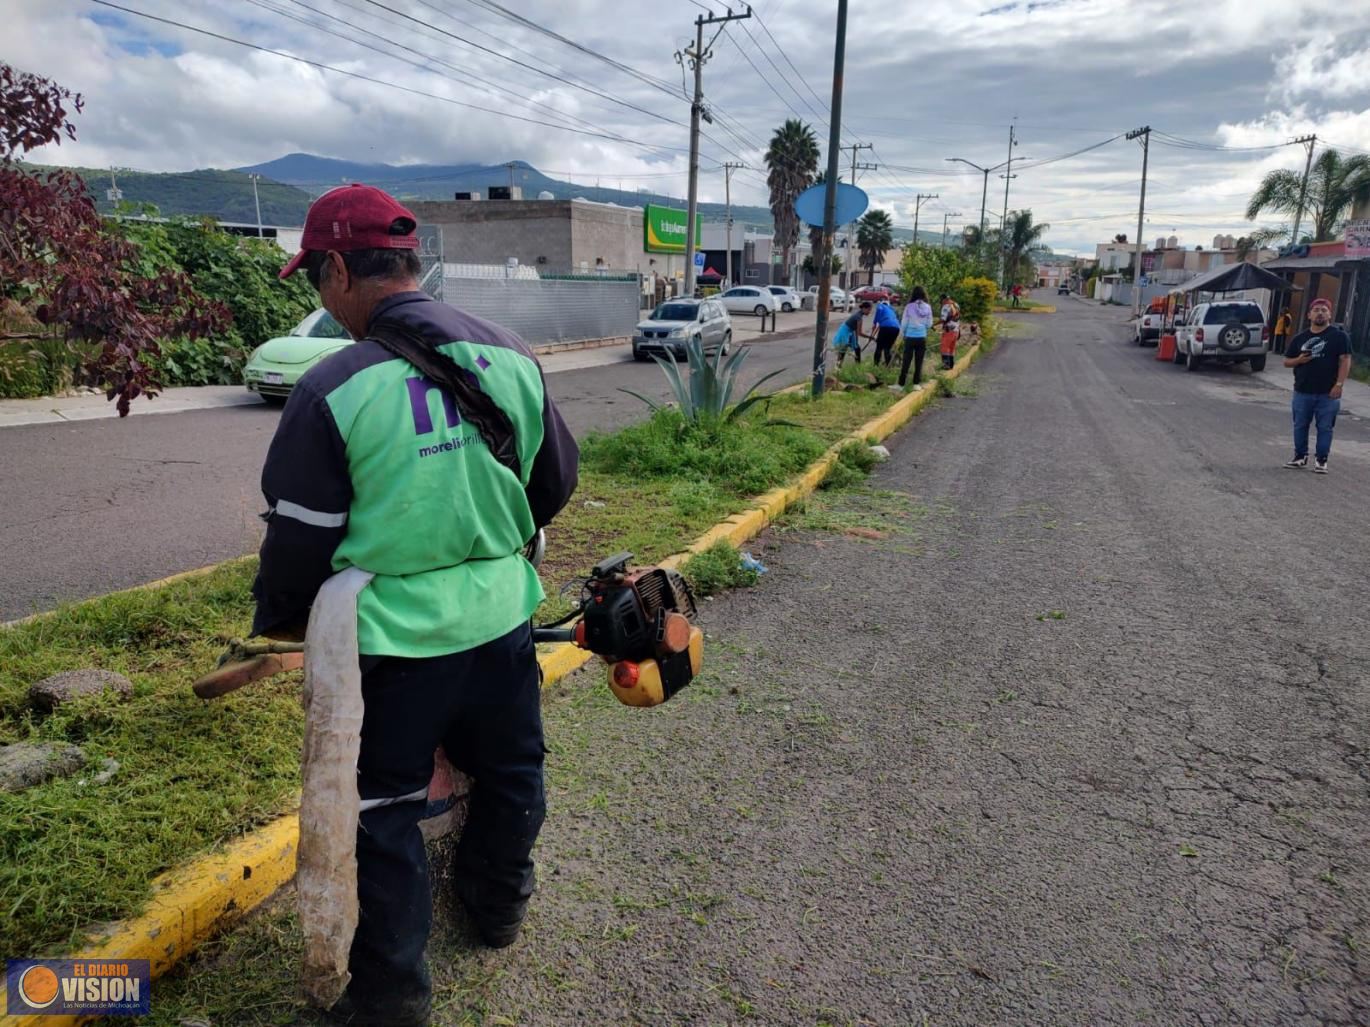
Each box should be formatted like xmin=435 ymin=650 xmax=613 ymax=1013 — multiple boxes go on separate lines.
xmin=1282 ymin=297 xmax=1352 ymax=474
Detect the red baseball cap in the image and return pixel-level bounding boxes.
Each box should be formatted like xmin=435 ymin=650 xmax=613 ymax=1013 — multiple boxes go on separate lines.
xmin=280 ymin=183 xmax=419 ymax=280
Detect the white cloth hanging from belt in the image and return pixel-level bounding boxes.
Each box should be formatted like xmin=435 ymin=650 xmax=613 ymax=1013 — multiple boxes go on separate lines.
xmin=297 ymin=566 xmax=374 ymax=1009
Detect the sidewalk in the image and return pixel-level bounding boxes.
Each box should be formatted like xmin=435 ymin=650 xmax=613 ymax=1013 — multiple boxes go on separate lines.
xmin=0 ymin=385 xmax=263 ymax=429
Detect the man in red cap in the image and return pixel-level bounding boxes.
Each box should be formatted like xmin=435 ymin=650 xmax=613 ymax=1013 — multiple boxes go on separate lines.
xmin=1282 ymin=297 xmax=1351 ymax=473
xmin=258 ymin=184 xmax=579 ymax=1025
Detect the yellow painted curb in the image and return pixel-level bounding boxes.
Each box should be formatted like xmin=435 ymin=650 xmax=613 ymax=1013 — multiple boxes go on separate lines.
xmin=18 ymin=340 xmax=992 ymax=1020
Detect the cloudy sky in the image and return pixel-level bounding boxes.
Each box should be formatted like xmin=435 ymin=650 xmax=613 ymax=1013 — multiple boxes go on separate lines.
xmin=6 ymin=0 xmax=1370 ymax=254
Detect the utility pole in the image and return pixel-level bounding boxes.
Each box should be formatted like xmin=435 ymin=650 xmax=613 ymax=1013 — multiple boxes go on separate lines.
xmin=912 ymin=192 xmax=938 ymax=243
xmin=1126 ymin=125 xmax=1151 ymax=318
xmin=1290 ymin=134 xmax=1317 ymax=247
xmin=679 ymin=5 xmax=752 ymax=297
xmin=723 ymin=161 xmax=746 ymax=288
xmin=249 ymin=173 xmax=264 ymax=238
xmin=1000 ymin=121 xmax=1018 ymax=293
xmin=842 ymin=142 xmax=875 ymax=287
xmin=942 ymin=211 xmax=962 ymax=249
xmin=812 ymin=0 xmax=847 ymax=398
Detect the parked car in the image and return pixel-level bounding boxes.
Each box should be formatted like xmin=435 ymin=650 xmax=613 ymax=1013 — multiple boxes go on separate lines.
xmin=243 ymin=309 xmax=351 ymax=404
xmin=1057 ymin=283 xmax=1070 ymax=296
xmin=806 ymin=285 xmax=853 ymax=311
xmin=765 ymin=285 xmax=803 ymax=312
xmin=1172 ymin=300 xmax=1270 ymax=372
xmin=632 ymin=298 xmax=732 ymax=361
xmin=852 ymin=285 xmax=894 ymax=304
xmin=719 ymin=286 xmax=780 ymax=317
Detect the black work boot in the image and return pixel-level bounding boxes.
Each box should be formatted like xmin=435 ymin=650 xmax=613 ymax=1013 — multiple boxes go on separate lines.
xmin=454 ymin=877 xmax=530 ymax=949
xmin=322 ymin=987 xmax=432 ymax=1027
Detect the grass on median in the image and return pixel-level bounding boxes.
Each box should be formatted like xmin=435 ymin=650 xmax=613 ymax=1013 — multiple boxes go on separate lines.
xmin=0 ymin=382 xmax=914 ymax=958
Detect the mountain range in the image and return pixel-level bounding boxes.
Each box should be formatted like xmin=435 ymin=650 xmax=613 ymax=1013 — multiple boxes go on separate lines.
xmin=48 ymin=152 xmax=939 ymax=244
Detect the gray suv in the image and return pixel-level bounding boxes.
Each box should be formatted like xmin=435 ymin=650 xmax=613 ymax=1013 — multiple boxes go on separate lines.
xmin=633 ymin=298 xmax=732 ymax=361
xmin=1173 ymin=301 xmax=1270 ymax=372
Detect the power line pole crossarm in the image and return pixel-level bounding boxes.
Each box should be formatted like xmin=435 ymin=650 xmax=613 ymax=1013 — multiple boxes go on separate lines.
xmin=843 ymin=142 xmax=875 ymax=287
xmin=679 ymin=4 xmax=752 ymax=297
xmin=1126 ymin=125 xmax=1151 ymax=319
xmin=913 ymin=193 xmax=938 ymax=243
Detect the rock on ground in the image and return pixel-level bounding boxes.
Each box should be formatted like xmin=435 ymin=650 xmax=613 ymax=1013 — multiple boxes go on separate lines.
xmin=29 ymin=668 xmax=133 ymax=710
xmin=0 ymin=741 xmax=86 ymax=792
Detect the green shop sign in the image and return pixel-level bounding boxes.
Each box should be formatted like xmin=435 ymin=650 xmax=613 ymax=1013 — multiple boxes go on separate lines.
xmin=643 ymin=204 xmax=701 ymax=254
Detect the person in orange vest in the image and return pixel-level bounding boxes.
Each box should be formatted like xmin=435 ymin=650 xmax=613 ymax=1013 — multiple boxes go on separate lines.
xmin=1274 ymin=308 xmax=1293 ymax=355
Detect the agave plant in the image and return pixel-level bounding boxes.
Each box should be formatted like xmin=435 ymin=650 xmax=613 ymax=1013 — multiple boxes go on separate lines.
xmin=621 ymin=336 xmax=789 ymax=423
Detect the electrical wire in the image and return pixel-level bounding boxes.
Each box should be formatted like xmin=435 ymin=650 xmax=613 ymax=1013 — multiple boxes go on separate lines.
xmin=245 ymin=0 xmax=633 ymax=149
xmin=86 ymin=1 xmax=701 ymax=157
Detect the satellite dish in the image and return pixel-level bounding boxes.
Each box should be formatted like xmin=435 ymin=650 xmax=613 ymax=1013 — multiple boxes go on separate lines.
xmin=794 ymin=182 xmax=868 ymax=227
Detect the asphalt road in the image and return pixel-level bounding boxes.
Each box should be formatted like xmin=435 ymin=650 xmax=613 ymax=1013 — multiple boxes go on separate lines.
xmin=0 ymin=321 xmax=827 ymax=620
xmin=466 ymin=297 xmax=1370 ymax=1025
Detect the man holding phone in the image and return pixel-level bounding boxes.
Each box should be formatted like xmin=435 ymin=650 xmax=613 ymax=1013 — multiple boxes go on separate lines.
xmin=1282 ymin=298 xmax=1351 ymax=474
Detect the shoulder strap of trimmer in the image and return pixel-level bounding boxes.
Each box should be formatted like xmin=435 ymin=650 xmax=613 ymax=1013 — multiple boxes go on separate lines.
xmin=366 ymin=317 xmax=522 ymax=480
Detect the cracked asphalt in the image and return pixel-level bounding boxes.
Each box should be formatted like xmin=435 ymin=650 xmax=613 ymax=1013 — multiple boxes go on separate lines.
xmin=142 ymin=299 xmax=1370 ymax=1026
xmin=431 ymin=301 xmax=1369 ymax=1025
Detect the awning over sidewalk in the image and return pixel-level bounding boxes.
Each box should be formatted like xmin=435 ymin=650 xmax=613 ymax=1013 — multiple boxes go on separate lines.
xmin=1260 ymin=253 xmax=1360 ymax=275
xmin=1180 ymin=261 xmax=1294 ymax=294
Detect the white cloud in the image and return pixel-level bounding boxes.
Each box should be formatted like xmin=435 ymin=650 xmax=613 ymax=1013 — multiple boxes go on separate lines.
xmin=1272 ymin=36 xmax=1370 ymax=102
xmin=5 ymin=0 xmax=1370 ymax=254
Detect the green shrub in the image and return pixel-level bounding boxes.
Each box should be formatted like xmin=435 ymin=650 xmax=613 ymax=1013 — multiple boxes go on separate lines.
xmin=0 ymin=341 xmax=59 ymax=398
xmin=957 ymin=276 xmax=998 ymax=324
xmin=682 ymin=540 xmax=759 ymax=597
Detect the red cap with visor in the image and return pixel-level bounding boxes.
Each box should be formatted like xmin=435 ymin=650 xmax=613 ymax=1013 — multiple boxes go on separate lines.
xmin=279 ymin=183 xmax=419 ymax=280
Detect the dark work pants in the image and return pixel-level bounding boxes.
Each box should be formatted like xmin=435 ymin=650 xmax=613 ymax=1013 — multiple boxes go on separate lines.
xmin=898 ymin=338 xmax=926 ymax=387
xmin=873 ymin=326 xmax=900 ymax=366
xmin=349 ymin=623 xmax=545 ymax=1006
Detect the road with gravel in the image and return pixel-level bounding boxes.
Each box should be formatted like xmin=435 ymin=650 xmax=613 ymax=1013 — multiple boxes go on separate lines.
xmin=149 ymin=299 xmax=1369 ymax=1025
xmin=0 ymin=312 xmax=834 ymax=620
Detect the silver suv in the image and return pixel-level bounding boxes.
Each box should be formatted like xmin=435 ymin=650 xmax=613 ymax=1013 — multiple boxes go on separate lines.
xmin=633 ymin=298 xmax=732 ymax=361
xmin=1173 ymin=301 xmax=1270 ymax=372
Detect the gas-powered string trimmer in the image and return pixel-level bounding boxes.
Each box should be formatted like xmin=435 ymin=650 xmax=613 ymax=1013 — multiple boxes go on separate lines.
xmin=192 ymin=541 xmax=703 ymax=707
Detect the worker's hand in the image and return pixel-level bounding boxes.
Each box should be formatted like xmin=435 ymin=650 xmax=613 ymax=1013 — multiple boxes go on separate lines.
xmin=1331 ymin=383 xmax=1344 ymax=400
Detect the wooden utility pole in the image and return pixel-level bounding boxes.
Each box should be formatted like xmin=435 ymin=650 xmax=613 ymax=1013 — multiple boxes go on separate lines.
xmin=1126 ymin=125 xmax=1151 ymax=318
xmin=679 ymin=5 xmax=752 ymax=296
xmin=812 ymin=0 xmax=848 ymax=398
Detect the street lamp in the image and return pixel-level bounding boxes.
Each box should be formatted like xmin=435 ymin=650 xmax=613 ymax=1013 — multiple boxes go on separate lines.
xmin=945 ymin=157 xmax=1008 ymax=248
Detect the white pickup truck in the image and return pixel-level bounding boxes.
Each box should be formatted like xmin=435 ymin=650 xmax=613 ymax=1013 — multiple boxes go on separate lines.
xmin=1133 ymin=309 xmax=1164 ymax=345
xmin=1172 ymin=300 xmax=1270 ymax=372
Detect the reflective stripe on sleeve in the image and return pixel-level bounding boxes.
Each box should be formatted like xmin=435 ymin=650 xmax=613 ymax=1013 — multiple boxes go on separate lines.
xmin=274 ymin=499 xmax=349 ymax=528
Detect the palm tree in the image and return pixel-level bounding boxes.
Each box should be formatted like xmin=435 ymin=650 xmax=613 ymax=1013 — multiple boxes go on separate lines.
xmin=855 ymin=209 xmax=894 ymax=285
xmin=1245 ymin=148 xmax=1370 ymax=242
xmin=1001 ymin=209 xmax=1048 ymax=290
xmin=765 ymin=119 xmax=820 ymax=285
